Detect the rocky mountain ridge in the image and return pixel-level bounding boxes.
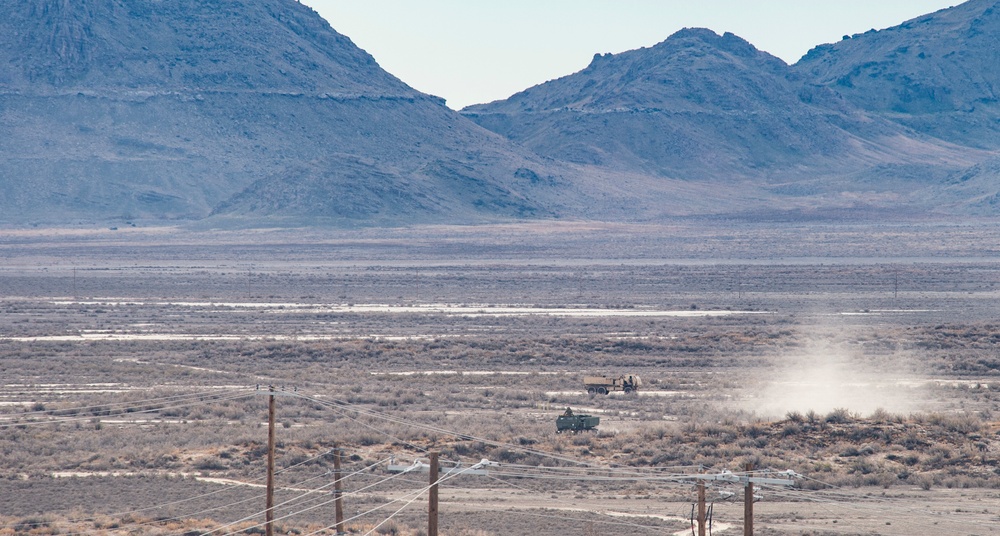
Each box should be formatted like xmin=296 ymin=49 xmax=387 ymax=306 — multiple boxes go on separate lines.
xmin=794 ymin=0 xmax=1000 ymax=148
xmin=463 ymin=15 xmax=1000 ymax=218
xmin=0 ymin=0 xmax=591 ymax=226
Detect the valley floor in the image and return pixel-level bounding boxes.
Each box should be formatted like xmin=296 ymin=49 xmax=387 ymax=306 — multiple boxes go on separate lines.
xmin=1 ymin=221 xmax=999 ymax=535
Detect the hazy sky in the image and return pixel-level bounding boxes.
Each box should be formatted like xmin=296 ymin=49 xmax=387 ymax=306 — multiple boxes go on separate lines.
xmin=303 ymin=1 xmax=959 ymax=109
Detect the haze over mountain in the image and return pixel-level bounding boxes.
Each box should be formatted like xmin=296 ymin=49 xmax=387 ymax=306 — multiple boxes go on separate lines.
xmin=1 ymin=0 xmax=998 ymax=226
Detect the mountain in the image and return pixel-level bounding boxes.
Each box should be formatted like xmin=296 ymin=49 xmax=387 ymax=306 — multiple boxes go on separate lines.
xmin=461 ymin=28 xmax=974 ymax=195
xmin=794 ymin=0 xmax=1000 ymax=149
xmin=0 ymin=0 xmax=579 ymax=226
xmin=4 ymin=0 xmax=999 ymax=227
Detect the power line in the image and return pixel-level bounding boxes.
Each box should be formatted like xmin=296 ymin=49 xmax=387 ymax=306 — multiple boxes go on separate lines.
xmin=8 ymin=382 xmax=987 ymax=535
xmin=206 ymin=458 xmax=405 ymax=536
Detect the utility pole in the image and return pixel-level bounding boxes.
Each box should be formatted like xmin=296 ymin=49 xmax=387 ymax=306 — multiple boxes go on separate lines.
xmin=266 ymin=386 xmax=276 ymax=536
xmin=683 ymin=468 xmax=796 ymax=536
xmin=744 ymin=464 xmax=754 ymax=536
xmin=428 ymin=452 xmax=439 ymax=536
xmin=385 ymin=456 xmax=493 ymax=534
xmin=697 ymin=481 xmax=707 ymax=536
xmin=333 ymin=446 xmax=345 ymax=535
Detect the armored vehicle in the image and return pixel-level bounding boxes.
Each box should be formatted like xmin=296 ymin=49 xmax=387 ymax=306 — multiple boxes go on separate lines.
xmin=556 ymin=407 xmax=599 ymax=433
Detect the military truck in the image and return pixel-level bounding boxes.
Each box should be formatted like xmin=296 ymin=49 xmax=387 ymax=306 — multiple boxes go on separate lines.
xmin=556 ymin=407 xmax=599 ymax=433
xmin=584 ymin=374 xmax=641 ymax=395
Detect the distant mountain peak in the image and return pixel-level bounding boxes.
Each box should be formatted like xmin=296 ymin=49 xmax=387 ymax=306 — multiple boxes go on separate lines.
xmin=794 ymin=0 xmax=1000 ymax=147
xmin=658 ymin=27 xmax=767 ymax=60
xmin=465 ymin=27 xmax=790 ymax=117
xmin=669 ymin=26 xmax=718 ymax=39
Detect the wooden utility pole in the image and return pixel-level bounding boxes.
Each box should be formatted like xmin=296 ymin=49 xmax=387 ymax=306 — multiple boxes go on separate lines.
xmin=744 ymin=464 xmax=754 ymax=536
xmin=697 ymin=481 xmax=707 ymax=536
xmin=266 ymin=386 xmax=276 ymax=536
xmin=333 ymin=447 xmax=345 ymax=535
xmin=428 ymin=452 xmax=439 ymax=536
xmin=686 ymin=467 xmax=794 ymax=536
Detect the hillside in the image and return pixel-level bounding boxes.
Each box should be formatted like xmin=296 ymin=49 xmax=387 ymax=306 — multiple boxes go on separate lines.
xmin=462 ymin=28 xmax=975 ymax=206
xmin=794 ymin=0 xmax=1000 ymax=149
xmin=0 ymin=0 xmax=586 ymax=226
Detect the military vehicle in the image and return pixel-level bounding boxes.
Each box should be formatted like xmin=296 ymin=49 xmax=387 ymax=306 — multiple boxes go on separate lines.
xmin=584 ymin=374 xmax=641 ymax=395
xmin=556 ymin=407 xmax=599 ymax=433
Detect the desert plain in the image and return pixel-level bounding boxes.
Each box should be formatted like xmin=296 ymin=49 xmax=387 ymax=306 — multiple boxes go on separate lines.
xmin=2 ymin=221 xmax=1000 ymax=535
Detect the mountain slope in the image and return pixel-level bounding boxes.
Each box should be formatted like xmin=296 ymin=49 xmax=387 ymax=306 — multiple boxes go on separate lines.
xmin=929 ymin=155 xmax=1000 ymax=214
xmin=461 ymin=28 xmax=970 ymax=191
xmin=0 ymin=0 xmax=579 ymax=225
xmin=794 ymin=0 xmax=1000 ymax=149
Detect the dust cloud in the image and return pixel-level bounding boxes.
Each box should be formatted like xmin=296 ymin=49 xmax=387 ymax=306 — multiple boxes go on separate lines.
xmin=752 ymin=338 xmax=926 ymax=419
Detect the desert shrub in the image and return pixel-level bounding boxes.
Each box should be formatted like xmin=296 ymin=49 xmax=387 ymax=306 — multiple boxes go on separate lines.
xmin=780 ymin=423 xmax=802 ymax=438
xmin=640 ymin=426 xmax=669 ymax=441
xmin=911 ymin=474 xmax=934 ymax=490
xmin=195 ymin=457 xmax=227 ymax=471
xmin=849 ymin=458 xmax=878 ymax=475
xmin=825 ymin=408 xmax=853 ymax=424
xmin=744 ymin=423 xmax=767 ymax=438
xmin=698 ymin=437 xmax=719 ymax=448
xmin=840 ymin=446 xmax=862 ymax=457
xmin=869 ymin=408 xmax=902 ymax=423
xmin=927 ymin=413 xmax=982 ymax=435
xmin=902 ymin=434 xmax=928 ymax=450
xmin=375 ymin=521 xmax=403 ymax=535
xmin=14 ymin=516 xmax=52 ymax=532
xmin=490 ymin=448 xmax=527 ymax=464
